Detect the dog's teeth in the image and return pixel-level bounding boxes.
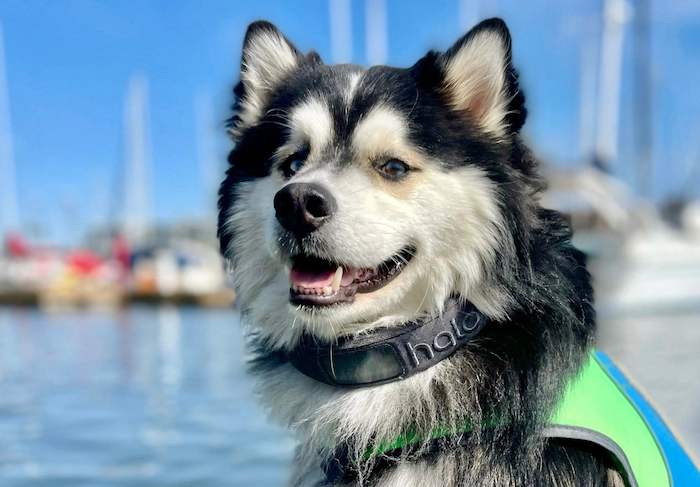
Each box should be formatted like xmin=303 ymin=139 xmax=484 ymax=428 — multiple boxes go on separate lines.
xmin=322 ymin=286 xmax=332 ymax=296
xmin=316 ymin=288 xmax=323 ymax=295
xmin=331 ymin=267 xmax=342 ymax=291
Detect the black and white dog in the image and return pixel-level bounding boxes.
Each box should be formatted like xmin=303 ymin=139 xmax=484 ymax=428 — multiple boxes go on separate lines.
xmin=219 ymin=18 xmax=621 ymax=486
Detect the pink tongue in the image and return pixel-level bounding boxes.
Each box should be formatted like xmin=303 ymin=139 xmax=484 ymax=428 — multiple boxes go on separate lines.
xmin=290 ymin=268 xmax=335 ymax=288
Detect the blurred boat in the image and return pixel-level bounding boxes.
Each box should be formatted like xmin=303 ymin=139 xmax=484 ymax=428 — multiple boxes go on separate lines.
xmin=0 ymin=234 xmax=235 ymax=309
xmin=129 ymin=240 xmax=235 ymax=307
xmin=592 ymin=222 xmax=700 ymax=313
xmin=543 ymin=166 xmax=700 ymax=314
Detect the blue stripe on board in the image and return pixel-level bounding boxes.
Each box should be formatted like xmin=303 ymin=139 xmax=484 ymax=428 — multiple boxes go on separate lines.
xmin=595 ymin=351 xmax=700 ymax=486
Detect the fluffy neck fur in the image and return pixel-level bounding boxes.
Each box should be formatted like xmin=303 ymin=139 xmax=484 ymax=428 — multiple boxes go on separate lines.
xmin=247 ymin=206 xmax=595 ymax=486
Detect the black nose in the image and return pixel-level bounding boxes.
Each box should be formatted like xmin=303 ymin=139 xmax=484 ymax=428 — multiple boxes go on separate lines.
xmin=274 ymin=183 xmax=337 ymax=237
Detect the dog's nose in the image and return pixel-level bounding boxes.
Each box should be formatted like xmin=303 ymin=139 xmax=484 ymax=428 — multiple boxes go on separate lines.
xmin=274 ymin=183 xmax=336 ymax=236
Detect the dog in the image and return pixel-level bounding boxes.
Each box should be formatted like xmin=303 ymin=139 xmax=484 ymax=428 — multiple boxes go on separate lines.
xmin=218 ymin=18 xmax=624 ymax=486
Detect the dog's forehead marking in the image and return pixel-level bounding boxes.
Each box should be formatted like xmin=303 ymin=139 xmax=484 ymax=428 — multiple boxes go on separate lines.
xmin=351 ymin=105 xmax=408 ymax=157
xmin=288 ymin=97 xmax=334 ymax=153
xmin=344 ymin=72 xmax=363 ymax=106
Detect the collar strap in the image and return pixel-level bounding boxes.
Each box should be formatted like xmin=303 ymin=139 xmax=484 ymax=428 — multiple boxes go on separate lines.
xmin=287 ymin=299 xmax=488 ymax=388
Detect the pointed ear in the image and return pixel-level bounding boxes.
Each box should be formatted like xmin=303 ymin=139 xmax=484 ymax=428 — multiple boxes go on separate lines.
xmin=438 ymin=18 xmax=525 ymax=137
xmin=229 ymin=21 xmax=303 ymax=140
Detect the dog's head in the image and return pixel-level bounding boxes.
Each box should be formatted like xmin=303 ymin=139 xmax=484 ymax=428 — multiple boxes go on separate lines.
xmin=219 ymin=19 xmax=540 ymax=349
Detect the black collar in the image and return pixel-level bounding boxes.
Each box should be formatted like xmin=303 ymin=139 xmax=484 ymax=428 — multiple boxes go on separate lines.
xmin=287 ymin=298 xmax=489 ymax=388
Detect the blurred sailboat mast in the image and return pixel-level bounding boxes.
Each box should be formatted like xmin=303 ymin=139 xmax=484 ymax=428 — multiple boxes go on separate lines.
xmin=594 ymin=0 xmax=631 ymax=172
xmin=632 ymin=0 xmax=653 ymax=199
xmin=122 ymin=73 xmax=153 ymax=246
xmin=0 ymin=24 xmax=19 ymax=238
xmin=329 ymin=0 xmax=353 ymax=64
xmin=579 ymin=40 xmax=598 ymax=160
xmin=194 ymin=90 xmax=220 ymax=218
xmin=365 ymin=0 xmax=387 ymax=65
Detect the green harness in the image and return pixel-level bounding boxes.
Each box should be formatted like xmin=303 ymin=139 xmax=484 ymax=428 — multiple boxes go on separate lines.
xmin=360 ymin=352 xmax=670 ymax=487
xmin=547 ymin=352 xmax=670 ymax=487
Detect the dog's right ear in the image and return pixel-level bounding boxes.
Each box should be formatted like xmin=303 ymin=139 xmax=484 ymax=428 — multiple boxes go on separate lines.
xmin=228 ymin=21 xmax=303 ymax=141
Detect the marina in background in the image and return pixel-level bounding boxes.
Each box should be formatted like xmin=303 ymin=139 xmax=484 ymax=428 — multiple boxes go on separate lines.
xmin=0 ymin=36 xmax=233 ymax=310
xmin=0 ymin=223 xmax=234 ymax=310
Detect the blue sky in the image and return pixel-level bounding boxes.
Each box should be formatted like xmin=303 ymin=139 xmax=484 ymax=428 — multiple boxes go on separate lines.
xmin=0 ymin=0 xmax=699 ymax=245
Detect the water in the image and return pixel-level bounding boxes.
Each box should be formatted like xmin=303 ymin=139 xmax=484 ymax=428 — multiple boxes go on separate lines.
xmin=597 ymin=308 xmax=700 ymax=460
xmin=0 ymin=306 xmax=697 ymax=487
xmin=0 ymin=306 xmax=294 ymax=487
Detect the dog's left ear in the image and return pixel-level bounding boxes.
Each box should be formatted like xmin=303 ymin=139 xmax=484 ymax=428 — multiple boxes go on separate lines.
xmin=433 ymin=18 xmax=526 ymax=136
xmin=229 ymin=21 xmax=305 ymax=140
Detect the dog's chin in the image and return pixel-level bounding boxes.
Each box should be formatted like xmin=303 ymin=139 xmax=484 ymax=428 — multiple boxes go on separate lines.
xmin=282 ymin=245 xmax=415 ymax=313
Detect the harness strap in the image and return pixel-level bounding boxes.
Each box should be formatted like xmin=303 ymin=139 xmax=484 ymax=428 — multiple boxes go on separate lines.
xmin=548 ymin=352 xmax=671 ymax=487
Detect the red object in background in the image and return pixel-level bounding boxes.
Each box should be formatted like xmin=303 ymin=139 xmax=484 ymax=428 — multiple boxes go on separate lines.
xmin=111 ymin=234 xmax=131 ymax=284
xmin=66 ymin=250 xmax=104 ymax=276
xmin=112 ymin=235 xmax=130 ymax=269
xmin=5 ymin=233 xmax=30 ymax=257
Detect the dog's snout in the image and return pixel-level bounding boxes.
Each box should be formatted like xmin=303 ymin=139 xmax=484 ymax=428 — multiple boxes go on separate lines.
xmin=274 ymin=183 xmax=336 ymax=236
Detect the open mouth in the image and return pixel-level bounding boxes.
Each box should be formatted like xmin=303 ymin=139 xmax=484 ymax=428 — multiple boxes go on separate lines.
xmin=286 ymin=246 xmax=415 ymax=306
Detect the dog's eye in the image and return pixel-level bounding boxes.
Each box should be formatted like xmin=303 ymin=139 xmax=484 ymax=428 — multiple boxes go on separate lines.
xmin=377 ymin=159 xmax=410 ymax=179
xmin=281 ymin=150 xmax=308 ymax=178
